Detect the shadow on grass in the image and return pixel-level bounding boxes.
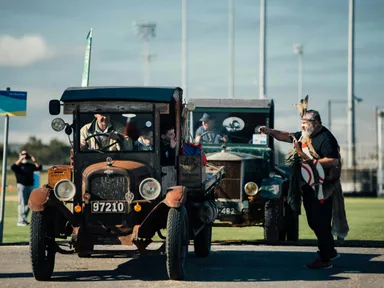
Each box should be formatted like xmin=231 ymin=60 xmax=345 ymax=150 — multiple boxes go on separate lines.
xmin=0 ymin=249 xmax=382 ymax=283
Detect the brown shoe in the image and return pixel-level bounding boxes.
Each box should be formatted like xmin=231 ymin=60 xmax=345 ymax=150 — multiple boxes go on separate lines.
xmin=305 ymin=257 xmax=333 ymax=269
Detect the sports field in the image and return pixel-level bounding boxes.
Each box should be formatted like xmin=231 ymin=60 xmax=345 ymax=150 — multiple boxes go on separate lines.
xmin=1 ymin=172 xmax=383 ymax=244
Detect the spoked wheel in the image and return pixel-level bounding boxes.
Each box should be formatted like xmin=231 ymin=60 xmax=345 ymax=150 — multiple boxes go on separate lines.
xmin=29 ymin=211 xmax=56 ymax=281
xmin=194 ymin=224 xmax=212 ymax=258
xmin=166 ymin=206 xmax=188 ymax=280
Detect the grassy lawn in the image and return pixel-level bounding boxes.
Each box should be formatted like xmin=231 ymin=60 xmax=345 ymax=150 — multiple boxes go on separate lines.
xmin=1 ymin=196 xmax=383 ymax=244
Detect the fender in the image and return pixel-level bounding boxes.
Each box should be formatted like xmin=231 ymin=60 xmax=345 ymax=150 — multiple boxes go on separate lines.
xmin=28 ymin=186 xmax=78 ymax=226
xmin=163 ymin=186 xmax=187 ymax=208
xmin=135 ymin=186 xmax=188 ymax=239
xmin=28 ymin=186 xmax=50 ymax=211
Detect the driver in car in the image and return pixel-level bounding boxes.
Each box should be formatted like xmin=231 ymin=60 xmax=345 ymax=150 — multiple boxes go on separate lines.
xmin=80 ymin=114 xmax=133 ymax=151
xmin=195 ymin=113 xmax=227 ymax=144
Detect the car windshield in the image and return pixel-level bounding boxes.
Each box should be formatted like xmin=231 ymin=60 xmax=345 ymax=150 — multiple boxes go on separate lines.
xmin=79 ymin=112 xmax=154 ymax=152
xmin=192 ymin=111 xmax=268 ymax=145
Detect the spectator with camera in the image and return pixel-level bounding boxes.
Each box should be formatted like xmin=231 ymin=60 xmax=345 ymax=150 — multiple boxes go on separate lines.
xmin=11 ymin=150 xmax=42 ymax=226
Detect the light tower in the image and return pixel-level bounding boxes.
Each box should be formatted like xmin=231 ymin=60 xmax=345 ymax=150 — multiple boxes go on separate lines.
xmin=133 ymin=21 xmax=157 ymax=86
xmin=293 ymin=43 xmax=303 ymax=104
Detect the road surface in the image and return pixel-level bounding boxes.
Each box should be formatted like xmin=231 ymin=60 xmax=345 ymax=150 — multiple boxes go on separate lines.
xmin=0 ymin=244 xmax=383 ymax=288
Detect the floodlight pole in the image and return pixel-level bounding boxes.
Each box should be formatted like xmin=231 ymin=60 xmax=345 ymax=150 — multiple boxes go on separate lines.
xmin=228 ymin=0 xmax=234 ymax=99
xmin=347 ymin=0 xmax=356 ymax=169
xmin=259 ymin=0 xmax=266 ymax=99
xmin=134 ymin=22 xmax=156 ymax=86
xmin=378 ymin=109 xmax=382 ymax=195
xmin=293 ymin=44 xmax=303 ymax=104
xmin=182 ymin=0 xmax=188 ymax=103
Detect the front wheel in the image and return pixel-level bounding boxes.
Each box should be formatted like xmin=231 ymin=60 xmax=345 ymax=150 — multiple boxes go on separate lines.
xmin=264 ymin=199 xmax=280 ymax=242
xmin=29 ymin=211 xmax=56 ymax=281
xmin=194 ymin=224 xmax=212 ymax=258
xmin=166 ymin=206 xmax=188 ymax=280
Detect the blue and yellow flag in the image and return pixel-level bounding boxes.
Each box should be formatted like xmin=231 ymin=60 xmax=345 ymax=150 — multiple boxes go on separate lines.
xmin=0 ymin=90 xmax=27 ymax=116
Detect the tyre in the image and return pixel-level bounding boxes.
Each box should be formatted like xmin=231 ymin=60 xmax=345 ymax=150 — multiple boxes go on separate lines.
xmin=29 ymin=211 xmax=56 ymax=281
xmin=264 ymin=199 xmax=280 ymax=242
xmin=194 ymin=224 xmax=212 ymax=258
xmin=166 ymin=206 xmax=188 ymax=280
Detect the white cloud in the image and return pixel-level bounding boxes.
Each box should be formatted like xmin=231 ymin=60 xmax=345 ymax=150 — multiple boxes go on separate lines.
xmin=0 ymin=34 xmax=54 ymax=67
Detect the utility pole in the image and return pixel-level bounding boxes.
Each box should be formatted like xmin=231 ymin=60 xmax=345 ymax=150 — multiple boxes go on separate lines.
xmin=228 ymin=0 xmax=234 ymax=98
xmin=293 ymin=44 xmax=303 ymax=104
xmin=347 ymin=0 xmax=356 ymax=169
xmin=259 ymin=0 xmax=266 ymax=99
xmin=133 ymin=21 xmax=156 ymax=86
xmin=378 ymin=108 xmax=384 ymax=197
xmin=182 ymin=0 xmax=188 ymax=103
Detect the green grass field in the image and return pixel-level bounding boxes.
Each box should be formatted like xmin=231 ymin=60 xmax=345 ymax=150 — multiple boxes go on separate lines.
xmin=1 ymin=171 xmax=384 ymax=244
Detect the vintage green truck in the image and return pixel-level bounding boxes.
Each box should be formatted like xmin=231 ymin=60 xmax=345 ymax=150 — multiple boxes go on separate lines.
xmin=189 ymin=98 xmax=298 ymax=242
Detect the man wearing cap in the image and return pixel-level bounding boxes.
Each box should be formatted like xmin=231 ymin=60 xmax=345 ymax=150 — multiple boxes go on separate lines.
xmin=258 ymin=109 xmax=348 ymax=270
xmin=195 ymin=113 xmax=226 ymax=144
xmin=11 ymin=151 xmax=42 ymax=226
xmin=80 ymin=114 xmax=133 ymax=151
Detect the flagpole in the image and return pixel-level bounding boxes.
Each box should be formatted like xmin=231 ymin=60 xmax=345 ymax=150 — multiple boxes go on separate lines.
xmin=81 ymin=28 xmax=93 ymax=87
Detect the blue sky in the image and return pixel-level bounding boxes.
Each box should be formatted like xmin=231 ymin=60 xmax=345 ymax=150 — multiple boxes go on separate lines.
xmin=0 ymin=0 xmax=383 ymax=158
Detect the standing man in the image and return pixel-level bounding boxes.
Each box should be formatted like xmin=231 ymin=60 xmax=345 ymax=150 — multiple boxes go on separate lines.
xmin=259 ymin=109 xmax=348 ymax=269
xmin=11 ymin=150 xmax=42 ymax=226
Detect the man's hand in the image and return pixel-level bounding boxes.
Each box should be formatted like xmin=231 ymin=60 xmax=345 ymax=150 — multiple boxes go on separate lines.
xmin=170 ymin=138 xmax=177 ymax=148
xmin=80 ymin=140 xmax=89 ymax=150
xmin=30 ymin=155 xmax=36 ymax=162
xmin=108 ymin=132 xmax=123 ymax=141
xmin=258 ymin=126 xmax=270 ymax=134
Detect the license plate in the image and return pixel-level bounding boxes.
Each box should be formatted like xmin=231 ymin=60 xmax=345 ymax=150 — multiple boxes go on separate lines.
xmin=91 ymin=201 xmax=127 ymax=213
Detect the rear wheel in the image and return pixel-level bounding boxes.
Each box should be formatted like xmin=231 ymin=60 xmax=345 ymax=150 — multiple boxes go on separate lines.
xmin=166 ymin=206 xmax=188 ymax=280
xmin=194 ymin=224 xmax=212 ymax=258
xmin=30 ymin=211 xmax=56 ymax=281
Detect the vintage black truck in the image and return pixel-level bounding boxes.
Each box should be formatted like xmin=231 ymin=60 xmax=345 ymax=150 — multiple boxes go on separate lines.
xmin=28 ymin=87 xmax=224 ymax=281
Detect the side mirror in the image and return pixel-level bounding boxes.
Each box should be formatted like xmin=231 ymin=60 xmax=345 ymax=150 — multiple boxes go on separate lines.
xmin=49 ymin=100 xmax=61 ymax=115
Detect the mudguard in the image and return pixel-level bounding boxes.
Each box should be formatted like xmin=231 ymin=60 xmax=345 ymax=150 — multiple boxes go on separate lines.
xmin=28 ymin=186 xmax=51 ymax=211
xmin=164 ymin=186 xmax=187 ymax=208
xmin=258 ymin=177 xmax=283 ymax=199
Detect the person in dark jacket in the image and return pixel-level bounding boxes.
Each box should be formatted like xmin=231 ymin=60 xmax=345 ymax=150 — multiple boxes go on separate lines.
xmin=11 ymin=150 xmax=42 ymax=226
xmin=160 ymin=125 xmax=176 ymax=166
xmin=258 ymin=109 xmax=347 ymax=269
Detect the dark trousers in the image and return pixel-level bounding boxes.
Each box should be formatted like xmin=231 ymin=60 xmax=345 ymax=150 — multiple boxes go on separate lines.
xmin=302 ymin=185 xmax=334 ymax=261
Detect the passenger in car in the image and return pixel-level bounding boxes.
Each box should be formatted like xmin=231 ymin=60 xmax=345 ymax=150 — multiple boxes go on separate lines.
xmin=160 ymin=124 xmax=176 ymax=166
xmin=135 ymin=127 xmax=153 ymax=151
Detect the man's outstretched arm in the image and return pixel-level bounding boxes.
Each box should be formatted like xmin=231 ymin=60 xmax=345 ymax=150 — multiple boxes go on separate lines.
xmin=258 ymin=126 xmax=293 ymax=143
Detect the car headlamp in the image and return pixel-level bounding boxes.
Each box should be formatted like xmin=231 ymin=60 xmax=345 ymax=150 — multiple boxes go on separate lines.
xmin=54 ymin=179 xmax=76 ymax=201
xmin=244 ymin=182 xmax=259 ymax=196
xmin=51 ymin=118 xmax=66 ymax=132
xmin=139 ymin=178 xmax=161 ymax=200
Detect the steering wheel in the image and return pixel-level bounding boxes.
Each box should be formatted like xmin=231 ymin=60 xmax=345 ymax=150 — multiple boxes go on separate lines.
xmin=199 ymin=130 xmax=221 ymax=144
xmin=84 ymin=133 xmax=120 ymax=151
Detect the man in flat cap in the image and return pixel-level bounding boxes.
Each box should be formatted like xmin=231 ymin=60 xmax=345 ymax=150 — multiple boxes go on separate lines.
xmin=195 ymin=113 xmax=226 ymax=144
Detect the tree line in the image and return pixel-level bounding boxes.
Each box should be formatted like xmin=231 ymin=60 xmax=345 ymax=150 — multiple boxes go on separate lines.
xmin=0 ymin=136 xmax=71 ymax=165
